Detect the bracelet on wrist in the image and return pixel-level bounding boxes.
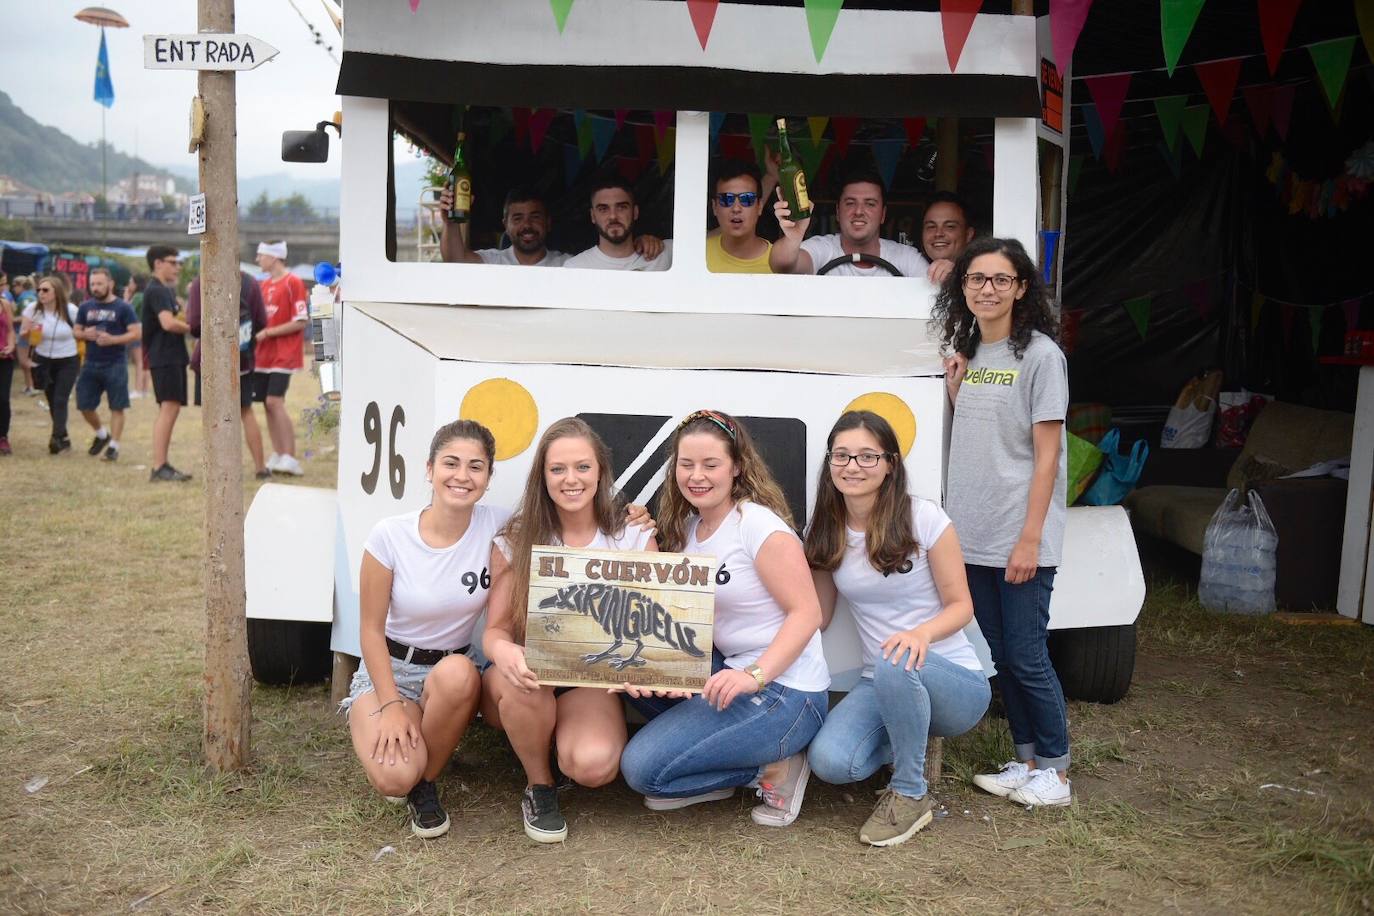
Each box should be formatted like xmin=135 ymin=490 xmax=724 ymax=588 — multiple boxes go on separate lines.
xmin=370 ymin=698 xmax=404 ymax=717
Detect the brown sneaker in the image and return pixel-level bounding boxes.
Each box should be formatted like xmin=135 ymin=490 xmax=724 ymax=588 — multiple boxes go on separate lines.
xmin=859 ymin=787 xmax=934 ymax=847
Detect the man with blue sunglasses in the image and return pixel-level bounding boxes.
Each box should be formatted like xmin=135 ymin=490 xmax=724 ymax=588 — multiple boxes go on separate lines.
xmin=706 ymin=160 xmax=773 ymax=274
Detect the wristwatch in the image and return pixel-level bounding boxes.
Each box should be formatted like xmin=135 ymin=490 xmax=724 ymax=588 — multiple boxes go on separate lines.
xmin=744 ymin=664 xmax=768 ymax=691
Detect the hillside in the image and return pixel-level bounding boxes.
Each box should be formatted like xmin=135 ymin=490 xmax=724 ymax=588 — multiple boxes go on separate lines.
xmin=0 ymin=90 xmax=192 ymax=196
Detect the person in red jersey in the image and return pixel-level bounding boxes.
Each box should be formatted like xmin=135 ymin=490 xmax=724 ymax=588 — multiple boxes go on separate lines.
xmin=252 ymin=240 xmax=309 ymax=477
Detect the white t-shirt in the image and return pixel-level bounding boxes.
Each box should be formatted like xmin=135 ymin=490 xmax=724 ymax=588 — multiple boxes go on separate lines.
xmin=22 ymin=303 xmax=80 ymax=359
xmin=800 ymin=234 xmax=929 ymax=278
xmin=495 ymin=521 xmax=653 ymax=561
xmin=363 ymin=503 xmax=511 ymax=650
xmin=477 ymin=247 xmax=568 ymax=267
xmin=831 ymin=497 xmax=982 ymax=676
xmin=563 ymin=240 xmax=674 ymax=271
xmin=685 ymin=502 xmax=830 ymax=692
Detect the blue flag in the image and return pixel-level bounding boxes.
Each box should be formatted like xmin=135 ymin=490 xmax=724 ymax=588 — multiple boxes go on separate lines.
xmin=94 ymin=29 xmax=115 ymax=108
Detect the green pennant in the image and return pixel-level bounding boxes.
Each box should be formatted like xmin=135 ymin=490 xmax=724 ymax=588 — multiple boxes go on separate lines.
xmin=804 ymin=0 xmax=845 ymax=63
xmin=1125 ymin=295 xmax=1152 ymax=340
xmin=795 ymin=137 xmax=831 ymax=186
xmin=1154 ymin=95 xmax=1187 ymax=153
xmin=747 ymin=113 xmax=773 ymax=169
xmin=1067 ymin=155 xmax=1085 ymax=198
xmin=1180 ymin=104 xmax=1209 ymax=158
xmin=550 ymin=0 xmax=574 ymax=33
xmin=1161 ymin=0 xmax=1205 ymax=77
xmin=1308 ymin=36 xmax=1357 ymax=110
xmin=577 ymin=116 xmax=594 ymax=159
xmin=1310 ymin=307 xmax=1325 ymax=352
xmin=807 ymin=116 xmax=829 ymax=146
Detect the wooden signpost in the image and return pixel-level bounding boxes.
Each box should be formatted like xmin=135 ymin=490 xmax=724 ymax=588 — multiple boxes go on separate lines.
xmin=524 ymin=547 xmax=717 ymax=692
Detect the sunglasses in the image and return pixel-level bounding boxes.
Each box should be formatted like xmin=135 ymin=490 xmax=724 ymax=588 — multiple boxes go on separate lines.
xmin=715 ymin=192 xmax=758 ymax=208
xmin=678 ymin=409 xmax=737 ymax=440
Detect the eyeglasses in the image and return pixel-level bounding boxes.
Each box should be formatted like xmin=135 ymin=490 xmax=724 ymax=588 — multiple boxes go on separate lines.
xmin=963 ymin=273 xmax=1019 ymax=292
xmin=827 ymin=451 xmax=893 ymax=468
xmin=715 ymin=192 xmax=758 ymax=208
xmin=678 ymin=409 xmax=737 ymax=440
xmin=38 ymin=287 xmax=54 ymax=294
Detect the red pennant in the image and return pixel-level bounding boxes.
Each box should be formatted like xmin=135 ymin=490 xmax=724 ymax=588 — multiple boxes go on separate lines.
xmin=1102 ymin=119 xmax=1127 ymax=173
xmin=1059 ymin=308 xmax=1083 ymax=354
xmin=614 ymin=109 xmax=629 ymax=130
xmin=720 ymin=134 xmax=752 ymax=162
xmin=1258 ymin=0 xmax=1303 ymax=76
xmin=653 ymin=110 xmax=673 ymax=141
xmin=513 ymin=107 xmax=531 ymax=145
xmin=831 ymin=117 xmax=859 ymax=159
xmin=1271 ymin=84 xmax=1295 ymax=139
xmin=1084 ymin=73 xmax=1131 ymax=138
xmin=903 ymin=117 xmax=927 ymax=148
xmin=686 ymin=0 xmax=720 ymax=50
xmin=1243 ymin=85 xmax=1272 ymax=136
xmin=528 ymin=108 xmax=555 ymax=153
xmin=635 ymin=124 xmax=656 ymax=165
xmin=941 ymin=0 xmax=983 ymax=72
xmin=1194 ymin=58 xmax=1242 ymax=126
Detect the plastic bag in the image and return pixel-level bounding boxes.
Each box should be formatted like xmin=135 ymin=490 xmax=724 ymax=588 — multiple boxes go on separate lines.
xmin=1161 ymin=370 xmax=1222 ymax=449
xmin=1066 ymin=431 xmax=1104 ymax=506
xmin=1197 ymin=488 xmax=1278 ymax=615
xmin=1080 ymin=429 xmax=1149 ymax=506
xmin=1213 ymin=391 xmax=1271 ymax=448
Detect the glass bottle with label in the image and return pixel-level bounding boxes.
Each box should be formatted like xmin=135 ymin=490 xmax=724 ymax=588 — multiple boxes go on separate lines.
xmin=446 ymin=132 xmax=472 ymax=223
xmin=775 ymin=117 xmax=812 ymax=221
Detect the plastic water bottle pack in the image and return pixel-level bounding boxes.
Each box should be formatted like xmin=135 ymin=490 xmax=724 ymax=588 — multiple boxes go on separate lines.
xmin=1197 ymin=489 xmax=1278 ymax=615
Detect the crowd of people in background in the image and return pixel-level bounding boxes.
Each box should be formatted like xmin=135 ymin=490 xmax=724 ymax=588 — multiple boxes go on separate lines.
xmin=0 ymin=240 xmax=309 ymax=479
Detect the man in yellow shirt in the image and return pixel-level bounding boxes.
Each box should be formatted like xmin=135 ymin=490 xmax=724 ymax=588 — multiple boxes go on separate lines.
xmin=705 ymin=161 xmax=772 ymax=274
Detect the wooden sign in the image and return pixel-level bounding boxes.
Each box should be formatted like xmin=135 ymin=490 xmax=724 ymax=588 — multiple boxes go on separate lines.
xmin=143 ymin=34 xmax=279 ymax=71
xmin=524 ymin=546 xmax=716 ymax=692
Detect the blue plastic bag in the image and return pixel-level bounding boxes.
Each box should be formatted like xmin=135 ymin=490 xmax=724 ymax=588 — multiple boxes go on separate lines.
xmin=1079 ymin=428 xmax=1149 ymax=506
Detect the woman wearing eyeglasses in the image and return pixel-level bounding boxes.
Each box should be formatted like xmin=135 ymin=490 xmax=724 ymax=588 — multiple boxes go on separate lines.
xmin=705 ymin=160 xmax=773 ymax=274
xmin=933 ymin=237 xmax=1072 ymax=809
xmin=804 ymin=410 xmax=989 ymax=846
xmin=19 ymin=276 xmax=81 ymax=453
xmin=620 ymin=410 xmax=829 ymax=828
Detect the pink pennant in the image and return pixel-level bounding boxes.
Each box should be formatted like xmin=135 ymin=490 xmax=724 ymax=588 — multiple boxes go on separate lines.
xmin=1085 ymin=73 xmax=1131 ymax=138
xmin=903 ymin=117 xmax=927 ymax=148
xmin=1243 ymin=85 xmax=1272 ymax=136
xmin=528 ymin=108 xmax=555 ymax=153
xmin=1258 ymin=0 xmax=1303 ymax=76
xmin=1194 ymin=58 xmax=1242 ymax=126
xmin=941 ymin=0 xmax=983 ymax=72
xmin=653 ymin=110 xmax=673 ymax=141
xmin=408 ymin=0 xmax=420 ymax=11
xmin=1271 ymin=84 xmax=1295 ymax=139
xmin=831 ymin=117 xmax=859 ymax=158
xmin=614 ymin=109 xmax=629 ymax=130
xmin=686 ymin=0 xmax=720 ymax=50
xmin=1050 ymin=0 xmax=1095 ymax=72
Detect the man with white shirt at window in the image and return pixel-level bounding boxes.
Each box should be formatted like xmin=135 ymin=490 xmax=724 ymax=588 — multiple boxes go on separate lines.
xmin=439 ymin=188 xmax=569 ymax=267
xmin=564 ymin=177 xmax=673 ymax=271
xmin=769 ymin=170 xmax=928 ymax=279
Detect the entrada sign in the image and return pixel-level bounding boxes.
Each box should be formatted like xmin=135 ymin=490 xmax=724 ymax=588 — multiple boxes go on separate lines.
xmin=143 ymin=33 xmax=279 ymax=71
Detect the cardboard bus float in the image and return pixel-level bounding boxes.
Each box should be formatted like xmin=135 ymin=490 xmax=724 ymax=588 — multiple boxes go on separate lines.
xmin=245 ymin=0 xmax=1144 ymax=703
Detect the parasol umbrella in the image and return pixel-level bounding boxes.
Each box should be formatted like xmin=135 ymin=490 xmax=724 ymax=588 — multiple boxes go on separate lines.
xmin=74 ymin=7 xmax=129 ymax=28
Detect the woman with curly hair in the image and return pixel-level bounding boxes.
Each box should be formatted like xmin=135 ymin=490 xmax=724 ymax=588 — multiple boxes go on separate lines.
xmin=933 ymin=236 xmax=1072 ymax=808
xmin=620 ymin=410 xmax=828 ymax=829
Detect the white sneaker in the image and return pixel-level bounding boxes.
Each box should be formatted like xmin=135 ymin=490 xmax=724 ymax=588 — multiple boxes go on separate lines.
xmin=643 ymin=787 xmax=735 ymax=811
xmin=750 ymin=753 xmax=811 ymax=828
xmin=266 ymin=452 xmax=281 ymax=472
xmin=972 ymin=760 xmax=1033 ymax=798
xmin=275 ymin=454 xmax=304 ymax=476
xmin=1008 ymin=768 xmax=1072 ymax=807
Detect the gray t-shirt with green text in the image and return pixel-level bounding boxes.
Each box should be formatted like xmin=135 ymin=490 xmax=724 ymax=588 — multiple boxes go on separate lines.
xmin=945 ymin=331 xmax=1068 ymax=568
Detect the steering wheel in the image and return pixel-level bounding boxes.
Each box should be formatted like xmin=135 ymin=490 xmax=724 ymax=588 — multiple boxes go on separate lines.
xmin=816 ymin=253 xmax=904 ymax=276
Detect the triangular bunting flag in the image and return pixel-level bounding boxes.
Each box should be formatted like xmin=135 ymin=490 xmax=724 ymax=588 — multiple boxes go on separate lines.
xmin=614 ymin=109 xmax=629 ymax=130
xmin=686 ymin=0 xmax=721 ymax=50
xmin=746 ymin=114 xmax=772 ymax=168
xmin=1243 ymin=85 xmax=1272 ymax=136
xmin=1193 ymin=57 xmax=1241 ymax=126
xmin=1343 ymin=298 xmax=1362 ymax=331
xmin=529 ymin=108 xmax=555 ymax=153
xmin=1271 ymin=84 xmax=1294 ymax=139
xmin=1309 ymin=306 xmax=1324 ymax=352
xmin=1258 ymin=0 xmax=1303 ymax=76
xmin=409 ymin=0 xmax=420 ymax=10
xmin=1251 ymin=291 xmax=1265 ymax=332
xmin=563 ymin=144 xmax=584 ymax=188
xmin=656 ymin=127 xmax=676 ymax=173
xmin=635 ymin=124 xmax=656 ymax=167
xmin=719 ymin=134 xmax=752 ymax=162
xmin=577 ymin=116 xmax=594 ymax=159
xmin=1125 ymin=295 xmax=1152 ymax=340
xmin=617 ymin=156 xmax=646 ymax=183
xmin=1180 ymin=104 xmax=1209 ymax=158
xmin=808 ymin=116 xmax=829 ymax=146
xmin=803 ymin=0 xmax=845 ymax=63
xmin=1308 ymin=36 xmax=1357 ymax=109
xmin=795 ymin=137 xmax=831 ymax=187
xmin=1067 ymin=154 xmax=1085 ymax=197
xmin=513 ymin=107 xmax=530 ymax=146
xmin=573 ymin=109 xmax=587 ymax=132
xmin=653 ymin=110 xmax=673 ymax=141
xmin=1155 ymin=95 xmax=1187 ymax=152
xmin=903 ymin=118 xmax=927 ymax=148
xmin=709 ymin=112 xmax=725 ymax=146
xmin=1103 ymin=120 xmax=1127 ymax=173
xmin=1185 ymin=278 xmax=1213 ymax=319
xmin=549 ymin=0 xmax=574 ymax=33
xmin=1049 ymin=0 xmax=1095 ymax=72
xmin=1060 ymin=308 xmax=1083 ymax=354
xmin=1161 ymin=0 xmax=1206 ymax=77
xmin=1084 ymin=73 xmax=1131 ymax=138
xmin=940 ymin=0 xmax=983 ymax=72
xmin=1360 ymin=0 xmax=1374 ymax=66
xmin=1040 ymin=229 xmax=1061 ymax=283
xmin=591 ymin=117 xmax=616 ymax=162
xmin=871 ymin=139 xmax=905 ymax=189
xmin=831 ymin=117 xmax=859 ymax=159
xmin=1082 ymin=103 xmax=1105 ymax=159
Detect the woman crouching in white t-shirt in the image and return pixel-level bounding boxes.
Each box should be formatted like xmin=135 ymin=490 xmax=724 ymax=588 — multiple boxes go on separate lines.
xmin=342 ymin=420 xmax=507 ymax=840
xmin=805 ymin=411 xmax=990 ymax=847
xmin=620 ymin=410 xmax=829 ymax=828
xmin=482 ymin=417 xmax=655 ymax=844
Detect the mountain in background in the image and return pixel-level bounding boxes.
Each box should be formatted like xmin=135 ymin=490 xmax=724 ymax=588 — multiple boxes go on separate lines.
xmin=162 ymin=157 xmax=432 ymax=214
xmin=0 ymin=90 xmax=193 ymax=196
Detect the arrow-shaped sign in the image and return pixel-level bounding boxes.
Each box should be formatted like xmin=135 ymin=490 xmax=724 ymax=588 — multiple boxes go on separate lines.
xmin=144 ymin=33 xmax=279 ymax=71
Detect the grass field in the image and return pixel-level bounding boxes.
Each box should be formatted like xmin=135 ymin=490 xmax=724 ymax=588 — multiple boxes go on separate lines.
xmin=2 ymin=370 xmax=1373 ymax=915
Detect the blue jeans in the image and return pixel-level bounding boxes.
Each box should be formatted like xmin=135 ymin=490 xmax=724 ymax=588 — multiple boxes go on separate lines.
xmin=621 ymin=652 xmax=828 ymax=798
xmin=76 ymin=358 xmax=130 ymax=411
xmin=808 ymin=650 xmax=990 ymax=798
xmin=966 ymin=565 xmax=1070 ymax=771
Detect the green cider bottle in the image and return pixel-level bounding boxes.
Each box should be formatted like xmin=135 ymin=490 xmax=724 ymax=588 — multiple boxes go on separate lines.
xmin=446 ymin=132 xmax=472 ymax=223
xmin=775 ymin=117 xmax=812 ymax=221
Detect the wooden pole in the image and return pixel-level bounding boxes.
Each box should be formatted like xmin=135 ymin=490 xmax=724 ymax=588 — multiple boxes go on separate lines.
xmin=935 ymin=117 xmax=958 ymax=192
xmin=199 ymin=0 xmax=251 ymax=772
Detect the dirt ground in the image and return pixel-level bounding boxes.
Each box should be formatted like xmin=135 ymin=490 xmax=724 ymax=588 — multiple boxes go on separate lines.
xmin=1 ymin=369 xmax=1372 ymax=915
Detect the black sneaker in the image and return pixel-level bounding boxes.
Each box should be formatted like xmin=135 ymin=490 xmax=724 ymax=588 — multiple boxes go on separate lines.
xmin=254 ymin=469 xmax=272 ymax=480
xmin=406 ymin=779 xmax=450 ymax=839
xmin=88 ymin=432 xmax=110 ymax=456
xmin=103 ymin=444 xmax=119 ymax=462
xmin=48 ymin=437 xmax=62 ymax=455
xmin=522 ymin=784 xmax=567 ymax=843
xmin=150 ymin=463 xmax=192 ymax=482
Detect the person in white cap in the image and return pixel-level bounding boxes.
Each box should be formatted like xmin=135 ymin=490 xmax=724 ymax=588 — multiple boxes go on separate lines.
xmin=252 ymin=240 xmax=308 ymax=476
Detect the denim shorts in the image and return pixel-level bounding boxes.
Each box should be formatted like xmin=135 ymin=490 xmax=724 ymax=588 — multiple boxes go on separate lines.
xmin=338 ymin=655 xmax=434 ymax=714
xmin=76 ymin=359 xmax=130 ymax=411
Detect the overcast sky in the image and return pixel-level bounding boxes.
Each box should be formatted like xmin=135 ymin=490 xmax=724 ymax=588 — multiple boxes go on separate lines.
xmin=6 ymin=1 xmax=346 ymax=180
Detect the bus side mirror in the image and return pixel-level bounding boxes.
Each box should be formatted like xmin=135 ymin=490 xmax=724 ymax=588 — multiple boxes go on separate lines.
xmin=281 ymin=120 xmax=341 ymax=164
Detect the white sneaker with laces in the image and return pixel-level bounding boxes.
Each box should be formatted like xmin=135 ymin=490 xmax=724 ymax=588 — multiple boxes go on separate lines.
xmin=972 ymin=760 xmax=1033 ymax=798
xmin=276 ymin=454 xmax=305 ymax=476
xmin=643 ymin=787 xmax=735 ymax=811
xmin=750 ymin=753 xmax=811 ymax=827
xmin=1008 ymin=768 xmax=1072 ymax=807
xmin=266 ymin=452 xmax=281 ymax=472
